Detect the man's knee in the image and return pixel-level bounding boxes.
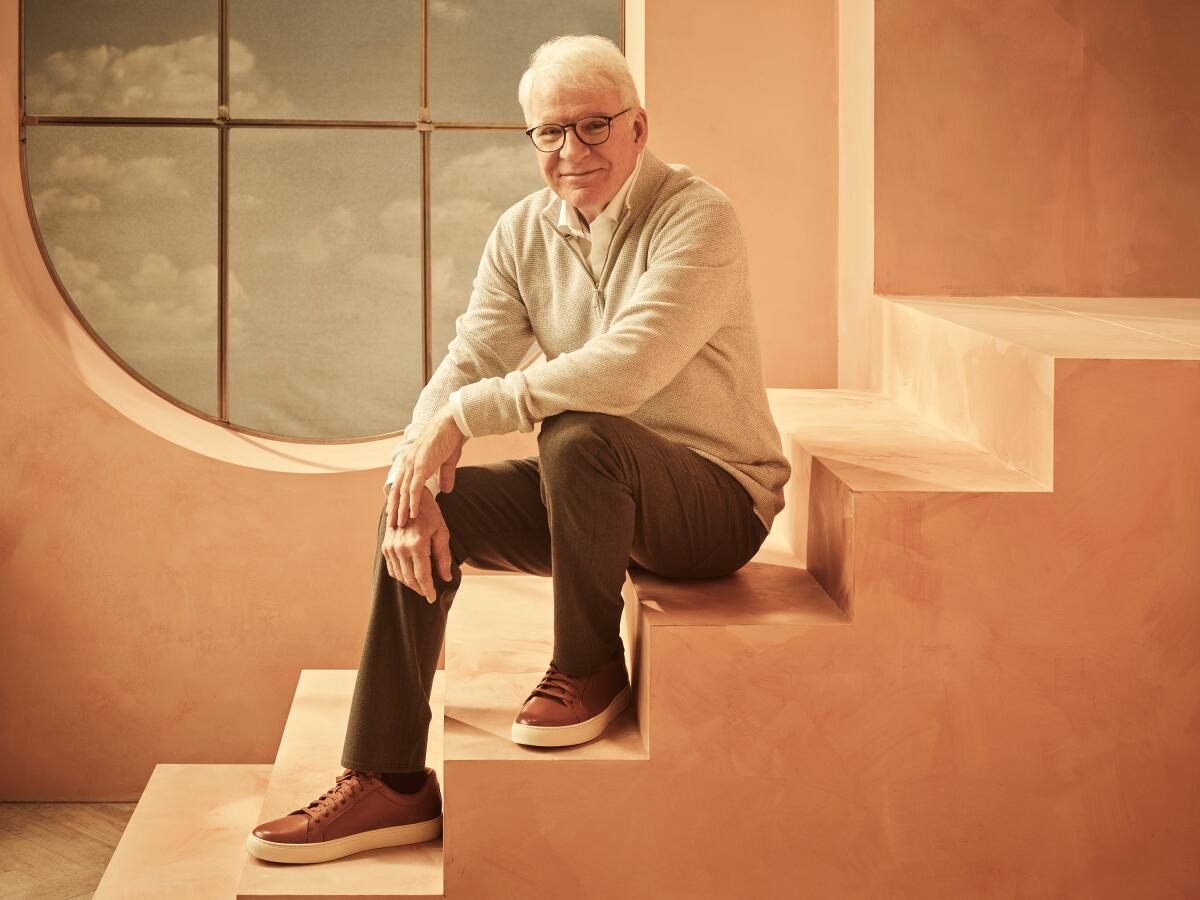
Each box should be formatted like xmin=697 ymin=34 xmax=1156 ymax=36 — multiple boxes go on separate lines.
xmin=538 ymin=411 xmax=627 ymax=454
xmin=538 ymin=412 xmax=635 ymax=484
xmin=430 ymin=464 xmax=488 ymax=530
xmin=431 ymin=476 xmax=458 ymax=517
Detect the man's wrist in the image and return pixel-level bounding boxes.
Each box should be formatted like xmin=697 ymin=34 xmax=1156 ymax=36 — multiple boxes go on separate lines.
xmin=442 ymin=402 xmax=467 ymax=438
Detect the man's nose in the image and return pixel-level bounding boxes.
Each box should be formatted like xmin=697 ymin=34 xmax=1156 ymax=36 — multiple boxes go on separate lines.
xmin=559 ymin=126 xmax=591 ymax=158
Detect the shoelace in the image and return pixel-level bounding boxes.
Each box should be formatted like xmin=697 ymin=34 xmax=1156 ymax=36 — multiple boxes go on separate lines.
xmin=528 ymin=660 xmax=581 ymax=707
xmin=301 ymin=768 xmax=377 ymax=821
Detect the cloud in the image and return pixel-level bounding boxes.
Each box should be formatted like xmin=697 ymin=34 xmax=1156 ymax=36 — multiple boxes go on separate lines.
xmin=47 ymin=145 xmax=114 ymax=181
xmin=429 ymin=195 xmax=500 ymax=233
xmin=230 ymin=193 xmax=262 ymax=211
xmin=31 ymin=186 xmax=102 ymax=220
xmin=51 ymin=243 xmax=248 ymax=343
xmin=255 ymin=204 xmax=357 ymax=267
xmin=356 ymin=251 xmax=422 ymax=286
xmin=375 ymin=141 xmax=540 ymax=241
xmin=327 ymin=205 xmax=355 ymax=239
xmin=118 ymin=155 xmax=194 ymax=200
xmin=25 ymin=33 xmax=295 ymax=117
xmin=430 ymin=0 xmax=474 ymax=22
xmin=128 ymin=251 xmax=182 ymax=291
xmin=43 ymin=141 xmax=196 ymax=202
xmin=294 ymin=226 xmax=332 ymax=266
xmin=437 ymin=141 xmax=541 ymax=209
xmin=378 ymin=197 xmax=420 ymax=237
xmin=50 ymin=243 xmax=118 ymax=311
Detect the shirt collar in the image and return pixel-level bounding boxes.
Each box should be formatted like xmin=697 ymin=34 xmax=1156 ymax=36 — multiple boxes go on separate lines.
xmin=557 ymin=149 xmax=645 ymax=238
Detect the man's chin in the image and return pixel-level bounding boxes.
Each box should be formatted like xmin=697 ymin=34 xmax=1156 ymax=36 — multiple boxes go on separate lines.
xmin=558 ymin=183 xmax=605 ymax=207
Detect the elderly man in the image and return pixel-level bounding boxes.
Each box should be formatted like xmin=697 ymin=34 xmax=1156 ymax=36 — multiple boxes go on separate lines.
xmin=247 ymin=34 xmax=790 ymax=864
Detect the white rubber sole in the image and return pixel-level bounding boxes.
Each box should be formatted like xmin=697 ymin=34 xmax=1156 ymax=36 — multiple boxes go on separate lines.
xmin=245 ymin=814 xmax=442 ymax=864
xmin=511 ymin=684 xmax=632 ymax=747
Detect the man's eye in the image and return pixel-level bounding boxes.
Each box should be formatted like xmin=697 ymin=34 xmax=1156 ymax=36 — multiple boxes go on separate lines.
xmin=582 ymin=121 xmax=607 ymax=133
xmin=537 ymin=127 xmax=563 ymax=138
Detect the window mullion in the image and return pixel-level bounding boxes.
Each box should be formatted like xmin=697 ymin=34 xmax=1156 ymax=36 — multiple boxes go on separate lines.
xmin=218 ymin=0 xmax=230 ymax=421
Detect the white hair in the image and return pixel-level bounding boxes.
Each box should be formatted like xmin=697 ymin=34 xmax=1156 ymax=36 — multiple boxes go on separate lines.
xmin=517 ymin=34 xmax=641 ymax=126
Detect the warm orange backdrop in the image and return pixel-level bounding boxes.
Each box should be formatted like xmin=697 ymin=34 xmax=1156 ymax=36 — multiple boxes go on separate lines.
xmin=647 ymin=0 xmax=837 ymax=387
xmin=876 ymin=0 xmax=1200 ymax=297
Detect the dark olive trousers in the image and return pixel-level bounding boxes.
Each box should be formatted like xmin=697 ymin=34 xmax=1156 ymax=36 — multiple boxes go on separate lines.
xmin=340 ymin=410 xmax=769 ymax=773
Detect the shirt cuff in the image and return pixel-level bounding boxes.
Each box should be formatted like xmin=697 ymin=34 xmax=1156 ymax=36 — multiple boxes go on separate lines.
xmin=449 ymin=389 xmax=473 ymax=438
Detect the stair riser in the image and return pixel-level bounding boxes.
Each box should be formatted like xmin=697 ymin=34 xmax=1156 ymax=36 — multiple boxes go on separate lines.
xmin=885 ymin=297 xmax=1056 ymax=484
xmin=779 ymin=437 xmax=812 ymax=565
xmin=442 ymin=757 xmax=868 ymax=899
xmin=442 ymin=761 xmax=644 ymax=899
xmin=643 ymin=623 xmax=857 ymax=768
xmin=805 ymin=457 xmax=855 ymax=618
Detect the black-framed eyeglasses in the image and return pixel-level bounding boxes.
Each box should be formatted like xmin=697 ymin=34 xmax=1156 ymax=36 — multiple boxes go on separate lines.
xmin=524 ymin=107 xmax=634 ymax=153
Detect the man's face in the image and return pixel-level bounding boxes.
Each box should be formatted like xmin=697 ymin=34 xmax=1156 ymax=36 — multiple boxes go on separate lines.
xmin=527 ymin=79 xmax=648 ymax=224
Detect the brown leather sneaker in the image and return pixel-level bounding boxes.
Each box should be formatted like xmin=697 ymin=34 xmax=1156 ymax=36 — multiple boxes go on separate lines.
xmin=511 ymin=654 xmax=632 ymax=747
xmin=245 ymin=767 xmax=442 ymax=864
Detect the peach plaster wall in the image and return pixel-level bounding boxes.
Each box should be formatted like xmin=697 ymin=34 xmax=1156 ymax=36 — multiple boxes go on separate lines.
xmin=646 ymin=0 xmax=838 ymax=388
xmin=875 ymin=0 xmax=1200 ymax=297
xmin=1 ymin=1 xmax=840 ymax=800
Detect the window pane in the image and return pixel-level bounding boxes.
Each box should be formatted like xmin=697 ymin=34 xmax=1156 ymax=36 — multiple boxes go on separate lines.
xmin=430 ymin=129 xmax=545 ymax=365
xmin=429 ymin=1 xmax=621 ymax=123
xmin=229 ymin=0 xmax=419 ymax=120
xmin=25 ymin=125 xmax=219 ymax=414
xmin=23 ymin=0 xmax=218 ymax=117
xmin=228 ymin=128 xmax=421 ymax=439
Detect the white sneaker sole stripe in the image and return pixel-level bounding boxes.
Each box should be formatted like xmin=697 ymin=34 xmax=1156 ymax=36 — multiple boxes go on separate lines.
xmin=510 ymin=684 xmax=632 ymax=747
xmin=245 ymin=814 xmax=442 ymax=864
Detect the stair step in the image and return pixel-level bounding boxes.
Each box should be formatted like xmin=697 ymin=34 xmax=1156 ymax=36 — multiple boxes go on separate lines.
xmin=93 ymin=764 xmax=271 ymax=899
xmin=768 ymin=386 xmax=1046 ymax=492
xmin=765 ymin=386 xmax=1046 ymax=574
xmin=1015 ymin=296 xmax=1200 ymax=348
xmin=631 ymin=559 xmax=841 ymax=627
xmin=892 ymin=294 xmax=1200 ymax=357
xmin=884 ymin=295 xmax=1200 ymax=484
xmin=236 ymin=670 xmax=444 ymax=899
xmin=444 ymin=573 xmax=648 ymax=762
xmin=766 ymin=382 xmax=1056 ymax=617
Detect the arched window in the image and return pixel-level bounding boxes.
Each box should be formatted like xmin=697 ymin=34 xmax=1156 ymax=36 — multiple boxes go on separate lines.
xmin=20 ymin=0 xmax=622 ymax=440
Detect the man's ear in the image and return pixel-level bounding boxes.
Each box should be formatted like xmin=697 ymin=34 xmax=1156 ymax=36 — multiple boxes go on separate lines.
xmin=634 ymin=109 xmax=649 ymax=147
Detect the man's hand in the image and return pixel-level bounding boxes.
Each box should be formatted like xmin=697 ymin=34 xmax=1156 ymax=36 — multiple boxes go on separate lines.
xmin=394 ymin=405 xmax=465 ymax=528
xmin=382 ymin=479 xmax=453 ymax=604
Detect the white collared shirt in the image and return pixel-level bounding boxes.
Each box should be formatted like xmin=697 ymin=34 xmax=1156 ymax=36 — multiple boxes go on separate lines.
xmin=555 ymin=149 xmax=645 ymax=279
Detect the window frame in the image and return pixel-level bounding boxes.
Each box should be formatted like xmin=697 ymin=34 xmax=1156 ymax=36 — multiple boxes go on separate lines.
xmin=16 ymin=0 xmax=626 ymax=444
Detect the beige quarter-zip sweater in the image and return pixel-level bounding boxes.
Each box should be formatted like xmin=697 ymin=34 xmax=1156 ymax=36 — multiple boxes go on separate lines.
xmin=385 ymin=147 xmax=790 ymax=532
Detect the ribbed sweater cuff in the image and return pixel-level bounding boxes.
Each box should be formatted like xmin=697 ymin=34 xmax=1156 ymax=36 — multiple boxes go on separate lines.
xmin=455 ymin=372 xmax=533 ymax=438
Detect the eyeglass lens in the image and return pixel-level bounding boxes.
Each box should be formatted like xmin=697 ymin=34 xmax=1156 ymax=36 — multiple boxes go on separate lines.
xmin=530 ymin=116 xmax=612 ymax=151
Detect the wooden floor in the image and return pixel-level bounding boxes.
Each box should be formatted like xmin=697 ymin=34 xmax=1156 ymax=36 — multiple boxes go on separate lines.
xmin=0 ymin=803 xmax=135 ymax=900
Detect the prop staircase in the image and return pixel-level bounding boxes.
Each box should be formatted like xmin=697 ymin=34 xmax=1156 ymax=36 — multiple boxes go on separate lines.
xmin=93 ymin=295 xmax=1200 ymax=898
